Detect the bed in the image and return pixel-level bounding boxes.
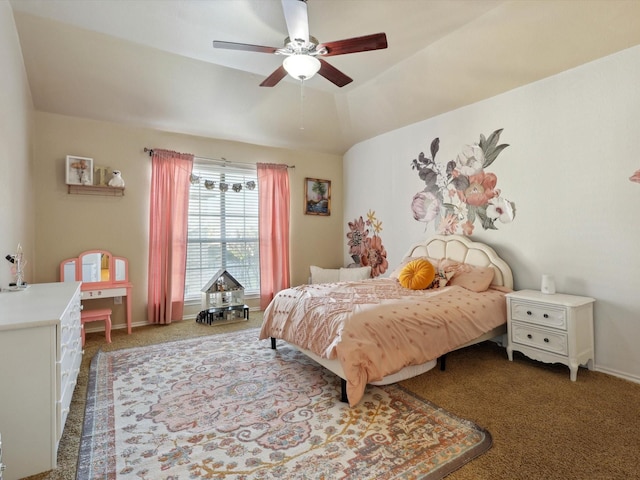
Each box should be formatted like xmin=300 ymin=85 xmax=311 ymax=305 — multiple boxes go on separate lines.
xmin=259 ymin=234 xmax=514 ymax=406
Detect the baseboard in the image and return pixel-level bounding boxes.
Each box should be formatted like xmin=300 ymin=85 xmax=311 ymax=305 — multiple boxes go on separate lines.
xmin=594 ymin=366 xmax=640 ymax=385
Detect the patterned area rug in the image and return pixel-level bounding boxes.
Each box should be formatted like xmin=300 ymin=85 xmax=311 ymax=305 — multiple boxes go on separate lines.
xmin=78 ymin=328 xmax=491 ymax=479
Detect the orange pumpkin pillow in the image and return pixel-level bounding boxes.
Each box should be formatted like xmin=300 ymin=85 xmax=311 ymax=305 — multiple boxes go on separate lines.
xmin=398 ymin=258 xmax=436 ymax=290
xmin=389 ymin=256 xmax=436 ymax=280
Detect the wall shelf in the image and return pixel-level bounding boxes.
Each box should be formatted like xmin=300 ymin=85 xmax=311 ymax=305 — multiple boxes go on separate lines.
xmin=67 ymin=184 xmax=125 ymax=196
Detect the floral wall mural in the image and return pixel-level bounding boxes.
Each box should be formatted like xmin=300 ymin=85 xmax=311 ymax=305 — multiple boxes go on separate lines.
xmin=410 ymin=128 xmax=516 ymax=235
xmin=347 ymin=210 xmax=388 ymax=277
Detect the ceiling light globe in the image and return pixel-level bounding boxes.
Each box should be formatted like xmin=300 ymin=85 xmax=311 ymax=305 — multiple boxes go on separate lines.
xmin=283 ymin=55 xmax=321 ymax=81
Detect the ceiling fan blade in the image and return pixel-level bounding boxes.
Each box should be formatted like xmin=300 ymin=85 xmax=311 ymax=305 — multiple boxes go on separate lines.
xmin=281 ymin=0 xmax=309 ymax=43
xmin=213 ymin=40 xmax=278 ymax=54
xmin=318 ymin=33 xmax=388 ymax=57
xmin=260 ymin=65 xmax=288 ymax=87
xmin=318 ymin=59 xmax=352 ymax=87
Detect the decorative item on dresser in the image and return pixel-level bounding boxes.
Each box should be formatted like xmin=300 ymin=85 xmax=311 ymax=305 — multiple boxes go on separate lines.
xmin=505 ymin=289 xmax=595 ymax=381
xmin=0 ymin=433 xmax=5 ymax=480
xmin=60 ymin=249 xmax=133 ymax=334
xmin=0 ymin=282 xmax=82 ymax=480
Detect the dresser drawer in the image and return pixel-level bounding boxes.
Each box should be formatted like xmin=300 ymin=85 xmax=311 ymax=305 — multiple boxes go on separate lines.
xmin=56 ymin=367 xmax=79 ymax=442
xmin=59 ymin=320 xmax=80 ymax=349
xmin=58 ymin=337 xmax=81 ymax=391
xmin=56 ymin=341 xmax=82 ymax=442
xmin=59 ymin=293 xmax=81 ymax=351
xmin=511 ymin=322 xmax=568 ymax=355
xmin=511 ymin=301 xmax=566 ymax=330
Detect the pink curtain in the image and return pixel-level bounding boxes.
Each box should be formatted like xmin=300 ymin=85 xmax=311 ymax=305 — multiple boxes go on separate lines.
xmin=257 ymin=163 xmax=290 ymax=310
xmin=148 ymin=149 xmax=194 ymax=324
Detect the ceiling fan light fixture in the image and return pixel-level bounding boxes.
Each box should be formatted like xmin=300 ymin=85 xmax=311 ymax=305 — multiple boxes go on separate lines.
xmin=283 ymin=54 xmax=321 ymax=81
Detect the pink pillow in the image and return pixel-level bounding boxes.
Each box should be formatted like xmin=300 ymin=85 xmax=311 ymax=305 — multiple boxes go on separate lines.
xmin=440 ymin=259 xmax=495 ymax=292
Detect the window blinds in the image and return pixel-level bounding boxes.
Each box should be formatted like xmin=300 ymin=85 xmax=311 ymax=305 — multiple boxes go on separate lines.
xmin=185 ymin=161 xmax=260 ymax=299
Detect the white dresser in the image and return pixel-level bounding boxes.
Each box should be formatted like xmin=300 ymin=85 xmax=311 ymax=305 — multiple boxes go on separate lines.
xmin=506 ymin=289 xmax=595 ymax=381
xmin=0 ymin=282 xmax=82 ymax=480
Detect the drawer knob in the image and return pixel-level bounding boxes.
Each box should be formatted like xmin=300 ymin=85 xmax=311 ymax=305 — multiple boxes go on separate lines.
xmin=526 ymin=310 xmax=532 ymax=316
xmin=527 ymin=334 xmax=533 ymax=339
xmin=543 ymin=313 xmax=549 ymax=319
xmin=544 ymin=338 xmax=550 ymax=343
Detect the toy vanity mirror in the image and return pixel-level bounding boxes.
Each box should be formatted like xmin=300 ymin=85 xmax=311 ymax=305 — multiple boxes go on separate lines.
xmin=60 ymin=250 xmax=128 ymax=284
xmin=61 ymin=259 xmax=77 ymax=282
xmin=114 ymin=257 xmax=126 ymax=282
xmin=79 ymin=251 xmax=111 ymax=283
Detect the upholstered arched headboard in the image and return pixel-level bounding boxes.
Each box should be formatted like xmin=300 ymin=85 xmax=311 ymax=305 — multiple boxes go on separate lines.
xmin=402 ymin=234 xmax=513 ymax=289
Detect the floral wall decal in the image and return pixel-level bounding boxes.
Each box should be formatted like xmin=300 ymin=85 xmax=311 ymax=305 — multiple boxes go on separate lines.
xmin=347 ymin=210 xmax=388 ymax=277
xmin=630 ymin=169 xmax=640 ymax=183
xmin=410 ymin=128 xmax=516 ymax=235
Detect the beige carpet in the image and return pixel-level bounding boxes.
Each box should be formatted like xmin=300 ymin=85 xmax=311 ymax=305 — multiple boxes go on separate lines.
xmin=25 ymin=312 xmax=640 ymax=480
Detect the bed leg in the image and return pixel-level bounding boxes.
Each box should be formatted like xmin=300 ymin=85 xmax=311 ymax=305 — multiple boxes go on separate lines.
xmin=270 ymin=337 xmax=276 ymax=349
xmin=439 ymin=354 xmax=447 ymax=371
xmin=340 ymin=379 xmax=348 ymax=403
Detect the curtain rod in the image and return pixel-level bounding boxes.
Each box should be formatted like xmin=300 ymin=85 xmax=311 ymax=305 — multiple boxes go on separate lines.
xmin=143 ymin=148 xmax=295 ymax=169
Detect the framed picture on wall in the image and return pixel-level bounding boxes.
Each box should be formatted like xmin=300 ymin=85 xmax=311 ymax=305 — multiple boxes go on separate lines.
xmin=304 ymin=177 xmax=331 ymax=216
xmin=65 ymin=155 xmax=94 ymax=185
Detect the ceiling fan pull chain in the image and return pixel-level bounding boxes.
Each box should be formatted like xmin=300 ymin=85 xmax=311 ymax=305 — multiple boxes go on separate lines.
xmin=299 ymin=79 xmax=305 ymax=130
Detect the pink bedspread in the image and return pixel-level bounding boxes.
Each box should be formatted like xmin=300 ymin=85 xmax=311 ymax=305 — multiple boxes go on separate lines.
xmin=259 ymin=279 xmax=509 ymax=406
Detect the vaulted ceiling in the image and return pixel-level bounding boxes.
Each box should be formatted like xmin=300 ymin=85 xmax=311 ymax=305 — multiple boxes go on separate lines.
xmin=10 ymin=0 xmax=640 ymax=155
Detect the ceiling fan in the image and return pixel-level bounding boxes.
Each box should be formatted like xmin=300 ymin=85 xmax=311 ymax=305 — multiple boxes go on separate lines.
xmin=213 ymin=0 xmax=388 ymax=88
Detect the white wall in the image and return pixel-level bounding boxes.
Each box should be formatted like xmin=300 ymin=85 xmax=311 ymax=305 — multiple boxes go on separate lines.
xmin=344 ymin=44 xmax=640 ymax=383
xmin=0 ymin=2 xmax=35 ymax=288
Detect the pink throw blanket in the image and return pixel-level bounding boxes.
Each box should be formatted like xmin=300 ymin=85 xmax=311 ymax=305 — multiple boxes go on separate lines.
xmin=259 ymin=279 xmax=508 ymax=405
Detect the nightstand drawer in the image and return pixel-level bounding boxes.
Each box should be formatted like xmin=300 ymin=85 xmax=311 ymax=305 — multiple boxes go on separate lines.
xmin=511 ymin=301 xmax=566 ymax=330
xmin=511 ymin=322 xmax=568 ymax=355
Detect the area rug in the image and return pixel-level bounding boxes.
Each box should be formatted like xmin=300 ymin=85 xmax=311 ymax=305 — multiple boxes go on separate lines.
xmin=77 ymin=328 xmax=492 ymax=479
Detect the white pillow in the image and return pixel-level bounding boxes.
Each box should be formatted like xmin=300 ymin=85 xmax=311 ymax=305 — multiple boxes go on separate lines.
xmin=310 ymin=265 xmax=340 ymax=284
xmin=339 ymin=266 xmax=372 ymax=281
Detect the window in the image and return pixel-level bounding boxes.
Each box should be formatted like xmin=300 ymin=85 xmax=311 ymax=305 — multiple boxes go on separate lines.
xmin=185 ymin=161 xmax=260 ymax=300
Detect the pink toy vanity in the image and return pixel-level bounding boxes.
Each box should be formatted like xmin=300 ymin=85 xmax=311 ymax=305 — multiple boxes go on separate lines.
xmin=60 ymin=250 xmax=133 ymax=334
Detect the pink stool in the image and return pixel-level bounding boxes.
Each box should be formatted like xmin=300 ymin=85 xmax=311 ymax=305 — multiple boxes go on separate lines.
xmin=81 ymin=308 xmax=112 ymax=347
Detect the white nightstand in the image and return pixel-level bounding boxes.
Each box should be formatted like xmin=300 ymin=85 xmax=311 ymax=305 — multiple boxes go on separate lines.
xmin=505 ymin=289 xmax=595 ymax=381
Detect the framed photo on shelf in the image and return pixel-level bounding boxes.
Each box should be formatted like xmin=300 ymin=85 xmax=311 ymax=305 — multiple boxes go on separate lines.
xmin=65 ymin=155 xmax=94 ymax=185
xmin=304 ymin=177 xmax=331 ymax=216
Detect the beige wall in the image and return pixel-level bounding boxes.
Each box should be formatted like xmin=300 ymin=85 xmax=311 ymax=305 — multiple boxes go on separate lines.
xmin=33 ymin=112 xmax=344 ymax=329
xmin=0 ymin=2 xmax=35 ymax=288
